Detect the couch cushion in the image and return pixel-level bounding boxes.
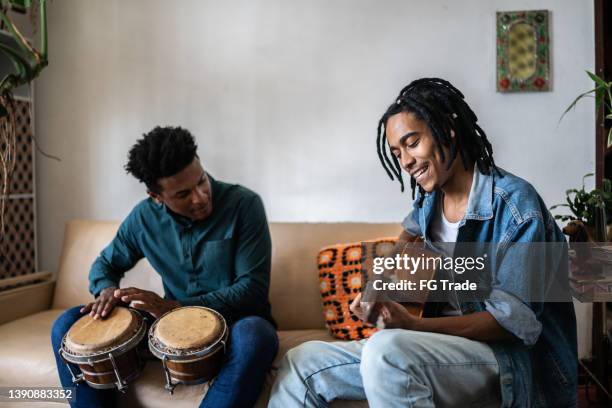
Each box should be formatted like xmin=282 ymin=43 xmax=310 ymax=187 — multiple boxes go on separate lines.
xmin=0 ymin=402 xmax=69 ymax=407
xmin=0 ymin=309 xmax=64 ymax=389
xmin=52 ymin=220 xmax=164 ymax=310
xmin=267 ymin=223 xmax=401 ymax=331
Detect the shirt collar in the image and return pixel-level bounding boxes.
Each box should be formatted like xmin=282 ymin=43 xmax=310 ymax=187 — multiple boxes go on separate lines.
xmin=463 ymin=165 xmax=494 ymax=221
xmin=163 ymin=204 xmax=194 ymax=227
xmin=208 ymin=173 xmax=218 ymax=207
xmin=421 ymin=164 xmax=494 ymax=228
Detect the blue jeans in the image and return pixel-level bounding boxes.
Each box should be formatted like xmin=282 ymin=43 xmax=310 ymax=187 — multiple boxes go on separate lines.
xmin=268 ymin=329 xmax=500 ymax=408
xmin=52 ymin=306 xmax=278 ymax=408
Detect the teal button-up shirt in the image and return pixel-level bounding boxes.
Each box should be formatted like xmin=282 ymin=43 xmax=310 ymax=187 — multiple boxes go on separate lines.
xmin=88 ymin=175 xmax=274 ymax=325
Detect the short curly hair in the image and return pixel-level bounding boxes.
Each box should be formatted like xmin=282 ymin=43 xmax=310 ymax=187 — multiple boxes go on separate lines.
xmin=125 ymin=126 xmax=198 ymax=193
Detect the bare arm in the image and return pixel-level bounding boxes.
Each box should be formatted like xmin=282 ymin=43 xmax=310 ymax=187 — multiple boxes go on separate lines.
xmin=412 ymin=311 xmax=516 ymax=342
xmin=376 ymin=301 xmax=517 ymax=342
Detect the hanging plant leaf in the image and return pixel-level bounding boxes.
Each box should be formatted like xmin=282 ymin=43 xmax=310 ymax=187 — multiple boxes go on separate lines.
xmin=587 ymin=70 xmax=608 ymax=88
xmin=8 ymin=0 xmax=32 ymax=9
xmin=559 ymin=88 xmax=596 ymax=123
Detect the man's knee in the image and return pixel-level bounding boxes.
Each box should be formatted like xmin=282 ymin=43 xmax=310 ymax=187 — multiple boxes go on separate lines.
xmin=362 ymin=329 xmax=410 ymax=355
xmin=360 ymin=330 xmax=419 ymax=383
xmin=233 ymin=315 xmax=275 ymax=338
xmin=280 ymin=341 xmax=331 ymax=376
xmin=232 ymin=316 xmax=276 ymax=345
xmin=230 ymin=316 xmax=278 ymax=363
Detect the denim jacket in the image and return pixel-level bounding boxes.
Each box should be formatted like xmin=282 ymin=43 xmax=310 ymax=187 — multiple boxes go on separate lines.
xmin=402 ymin=167 xmax=577 ymax=407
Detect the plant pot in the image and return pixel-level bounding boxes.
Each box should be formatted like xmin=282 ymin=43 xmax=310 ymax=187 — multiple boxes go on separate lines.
xmin=586 ymin=225 xmax=596 ymax=242
xmin=585 ymin=223 xmax=612 ymax=242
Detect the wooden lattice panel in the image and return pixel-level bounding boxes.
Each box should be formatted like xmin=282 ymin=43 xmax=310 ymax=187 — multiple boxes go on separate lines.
xmin=10 ymin=100 xmax=33 ymax=195
xmin=0 ymin=197 xmax=35 ymax=278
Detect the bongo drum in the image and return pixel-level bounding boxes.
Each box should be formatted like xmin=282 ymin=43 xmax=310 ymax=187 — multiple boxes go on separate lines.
xmin=59 ymin=306 xmax=147 ymax=391
xmin=148 ymin=306 xmax=228 ymax=393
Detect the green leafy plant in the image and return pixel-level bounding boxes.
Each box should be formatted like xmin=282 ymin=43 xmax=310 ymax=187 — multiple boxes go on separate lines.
xmin=0 ymin=0 xmax=49 ymax=242
xmin=550 ymin=173 xmax=612 ymax=225
xmin=560 ymin=70 xmax=612 ymax=146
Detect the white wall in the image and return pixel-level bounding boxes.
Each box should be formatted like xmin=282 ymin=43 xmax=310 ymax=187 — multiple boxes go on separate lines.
xmin=34 ymin=0 xmax=594 ymax=353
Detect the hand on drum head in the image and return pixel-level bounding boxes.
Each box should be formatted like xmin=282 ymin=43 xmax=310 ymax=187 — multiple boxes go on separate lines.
xmin=114 ymin=287 xmax=181 ymax=318
xmin=80 ymin=286 xmax=122 ymax=320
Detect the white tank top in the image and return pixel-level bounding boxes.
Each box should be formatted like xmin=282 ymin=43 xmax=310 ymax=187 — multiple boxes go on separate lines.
xmin=429 ymin=195 xmax=460 ymax=251
xmin=428 ymin=166 xmax=478 ymax=316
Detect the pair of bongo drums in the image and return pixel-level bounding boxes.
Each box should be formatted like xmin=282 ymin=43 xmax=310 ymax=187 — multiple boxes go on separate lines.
xmin=59 ymin=306 xmax=227 ymax=393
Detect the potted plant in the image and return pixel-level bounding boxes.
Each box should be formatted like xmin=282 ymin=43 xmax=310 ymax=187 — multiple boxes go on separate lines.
xmin=550 ymin=173 xmax=612 ymax=241
xmin=561 ymin=70 xmax=612 ymax=146
xmin=0 ymin=0 xmax=49 ymax=242
xmin=555 ymin=71 xmax=612 ymax=242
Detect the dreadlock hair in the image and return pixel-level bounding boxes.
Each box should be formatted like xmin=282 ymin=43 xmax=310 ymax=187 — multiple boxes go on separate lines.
xmin=125 ymin=126 xmax=198 ymax=194
xmin=376 ymin=78 xmax=499 ymax=206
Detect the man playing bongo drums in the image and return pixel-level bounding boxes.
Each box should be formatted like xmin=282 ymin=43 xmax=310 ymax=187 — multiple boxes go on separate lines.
xmin=51 ymin=126 xmax=278 ymax=408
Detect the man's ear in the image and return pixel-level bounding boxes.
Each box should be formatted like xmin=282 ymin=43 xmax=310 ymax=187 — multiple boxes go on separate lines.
xmin=147 ymin=190 xmax=162 ymax=205
xmin=450 ymin=129 xmax=456 ymax=138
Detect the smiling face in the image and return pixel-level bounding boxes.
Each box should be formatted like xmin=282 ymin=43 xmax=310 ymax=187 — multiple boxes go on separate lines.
xmin=386 ymin=111 xmax=461 ymax=193
xmin=148 ymin=158 xmax=213 ymax=221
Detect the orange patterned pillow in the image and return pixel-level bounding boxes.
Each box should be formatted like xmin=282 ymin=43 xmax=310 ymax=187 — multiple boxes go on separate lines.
xmin=317 ymin=238 xmax=397 ymax=340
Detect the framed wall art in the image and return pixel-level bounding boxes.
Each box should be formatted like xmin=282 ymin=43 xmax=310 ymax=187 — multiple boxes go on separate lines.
xmin=496 ymin=10 xmax=550 ymax=92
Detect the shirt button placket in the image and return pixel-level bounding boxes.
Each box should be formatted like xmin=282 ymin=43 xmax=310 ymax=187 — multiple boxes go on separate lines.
xmin=183 ymin=230 xmax=191 ymax=259
xmin=181 ymin=230 xmax=190 ymax=261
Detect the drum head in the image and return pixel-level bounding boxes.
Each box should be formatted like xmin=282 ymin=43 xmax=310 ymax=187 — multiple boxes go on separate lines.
xmin=154 ymin=307 xmax=223 ymax=351
xmin=65 ymin=307 xmax=139 ymax=353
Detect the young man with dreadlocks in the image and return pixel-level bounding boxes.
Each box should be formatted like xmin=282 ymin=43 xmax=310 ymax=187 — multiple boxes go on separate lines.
xmin=51 ymin=126 xmax=278 ymax=408
xmin=268 ymin=78 xmax=577 ymax=407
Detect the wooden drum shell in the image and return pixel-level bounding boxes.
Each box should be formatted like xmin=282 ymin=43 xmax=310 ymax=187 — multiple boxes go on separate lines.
xmin=164 ymin=343 xmax=225 ymax=384
xmin=59 ymin=309 xmax=147 ymax=390
xmin=71 ymin=348 xmax=143 ymax=389
xmin=148 ymin=306 xmax=228 ymax=391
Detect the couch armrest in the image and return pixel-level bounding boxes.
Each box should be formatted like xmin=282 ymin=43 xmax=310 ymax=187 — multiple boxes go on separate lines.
xmin=0 ymin=271 xmax=55 ymax=325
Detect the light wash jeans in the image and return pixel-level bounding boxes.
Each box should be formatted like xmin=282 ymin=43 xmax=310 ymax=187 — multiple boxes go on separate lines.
xmin=269 ymin=329 xmax=501 ymax=408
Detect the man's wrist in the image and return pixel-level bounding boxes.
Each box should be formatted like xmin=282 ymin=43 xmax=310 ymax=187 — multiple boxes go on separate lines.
xmin=403 ymin=310 xmax=424 ymax=331
xmin=95 ymin=285 xmax=118 ymax=298
xmin=408 ymin=316 xmax=422 ymax=331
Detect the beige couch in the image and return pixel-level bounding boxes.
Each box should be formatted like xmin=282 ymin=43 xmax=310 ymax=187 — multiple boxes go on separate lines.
xmin=0 ymin=220 xmax=401 ymax=407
